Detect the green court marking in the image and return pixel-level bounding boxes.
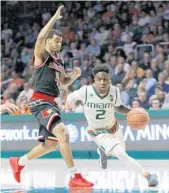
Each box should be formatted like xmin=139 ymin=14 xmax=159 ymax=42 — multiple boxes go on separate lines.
xmin=1 ymin=150 xmax=169 ymax=160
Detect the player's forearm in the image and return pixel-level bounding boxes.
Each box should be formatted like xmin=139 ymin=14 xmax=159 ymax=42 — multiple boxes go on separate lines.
xmin=60 ymin=74 xmax=77 ymax=87
xmin=115 ymin=105 xmax=132 ymax=115
xmin=37 ymin=13 xmax=59 ymax=40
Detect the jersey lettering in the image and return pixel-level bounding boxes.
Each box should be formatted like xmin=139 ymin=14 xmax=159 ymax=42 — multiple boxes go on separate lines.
xmin=87 ymin=102 xmax=114 ymax=109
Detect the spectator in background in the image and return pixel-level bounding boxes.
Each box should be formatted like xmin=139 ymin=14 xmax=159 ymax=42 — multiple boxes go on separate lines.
xmin=21 ymin=47 xmax=33 ymax=66
xmin=156 ymin=53 xmax=165 ymax=71
xmin=131 ymin=60 xmax=144 ymax=78
xmin=79 ymin=76 xmax=89 ymax=87
xmin=139 ymin=52 xmax=151 ymax=70
xmin=162 ymin=93 xmax=169 ymax=109
xmin=117 ymin=56 xmax=131 ymax=74
xmin=123 ymin=34 xmax=137 ymax=56
xmin=145 ymin=69 xmax=157 ymax=92
xmin=1 ymin=1 xmax=169 ymax=112
xmin=81 ymin=60 xmax=92 ymax=77
xmin=69 ymin=42 xmax=80 ymax=58
xmin=116 ymin=83 xmax=130 ymax=106
xmin=150 ymin=98 xmax=161 ymax=110
xmin=87 ymin=39 xmax=101 ymax=57
xmin=8 ymin=71 xmax=24 ymax=90
xmin=57 ymin=88 xmax=68 ymax=112
xmin=150 ymin=72 xmax=169 ymax=96
xmin=16 ymin=82 xmax=33 ymax=103
xmin=103 ymin=45 xmax=115 ymax=63
xmin=90 ymin=27 xmax=101 ymax=43
xmin=150 ymin=58 xmax=160 ymax=80
xmin=15 ymin=99 xmax=31 ymax=115
xmin=112 ymin=63 xmax=126 ymax=85
xmin=1 ymin=90 xmax=15 ymax=104
xmin=72 ymin=59 xmax=81 ymax=68
xmin=99 ymin=26 xmax=110 ymax=46
xmin=131 ymin=98 xmax=141 ymax=108
xmin=1 ymin=23 xmax=13 ymax=40
xmin=63 ymin=26 xmax=75 ymax=42
xmin=157 ymin=72 xmax=169 ymax=93
xmin=138 ymin=91 xmax=150 ymax=109
xmin=79 ymin=43 xmax=89 ymax=59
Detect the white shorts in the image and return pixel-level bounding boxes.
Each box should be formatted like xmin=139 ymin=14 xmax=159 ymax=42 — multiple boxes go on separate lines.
xmin=86 ymin=127 xmax=125 ymax=155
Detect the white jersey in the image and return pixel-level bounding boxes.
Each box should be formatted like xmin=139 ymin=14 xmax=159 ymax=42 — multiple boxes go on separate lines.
xmin=67 ymin=85 xmax=122 ymax=129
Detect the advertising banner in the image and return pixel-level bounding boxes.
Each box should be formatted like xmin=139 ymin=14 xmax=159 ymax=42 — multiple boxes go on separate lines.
xmin=1 ymin=111 xmax=169 ymax=151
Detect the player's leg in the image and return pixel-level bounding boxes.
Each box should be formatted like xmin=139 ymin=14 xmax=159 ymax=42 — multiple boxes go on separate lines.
xmin=9 ymin=139 xmax=57 ymax=183
xmin=52 ymin=122 xmax=74 ymax=168
xmin=97 ymin=147 xmax=108 ymax=169
xmin=19 ymin=139 xmax=57 ymax=164
xmin=108 ymin=145 xmax=158 ymax=187
xmin=51 ymin=122 xmax=94 ymax=187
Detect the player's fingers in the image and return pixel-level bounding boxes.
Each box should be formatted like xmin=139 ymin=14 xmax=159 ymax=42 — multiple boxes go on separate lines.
xmin=6 ymin=107 xmax=14 ymax=114
xmin=57 ymin=5 xmax=64 ymax=13
xmin=9 ymin=104 xmax=20 ymax=112
xmin=58 ymin=5 xmax=64 ymax=10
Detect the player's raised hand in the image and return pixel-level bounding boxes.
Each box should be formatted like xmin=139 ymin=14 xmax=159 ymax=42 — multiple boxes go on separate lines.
xmin=74 ymin=67 xmax=81 ymax=79
xmin=55 ymin=5 xmax=64 ymax=20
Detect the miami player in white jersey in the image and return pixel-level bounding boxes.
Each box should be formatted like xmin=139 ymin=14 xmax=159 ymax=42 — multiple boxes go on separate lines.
xmin=66 ymin=63 xmax=158 ymax=187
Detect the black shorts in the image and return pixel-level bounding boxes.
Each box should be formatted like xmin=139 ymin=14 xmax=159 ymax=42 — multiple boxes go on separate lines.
xmin=29 ymin=99 xmax=62 ymax=142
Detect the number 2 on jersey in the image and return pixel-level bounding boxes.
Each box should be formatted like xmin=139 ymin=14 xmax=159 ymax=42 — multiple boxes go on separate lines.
xmin=96 ymin=109 xmax=106 ymax=119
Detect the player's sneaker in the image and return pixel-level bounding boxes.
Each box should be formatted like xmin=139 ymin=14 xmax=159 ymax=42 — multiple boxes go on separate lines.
xmin=69 ymin=173 xmax=94 ymax=187
xmin=146 ymin=174 xmax=158 ymax=187
xmin=97 ymin=147 xmax=107 ymax=169
xmin=9 ymin=157 xmax=24 ymax=183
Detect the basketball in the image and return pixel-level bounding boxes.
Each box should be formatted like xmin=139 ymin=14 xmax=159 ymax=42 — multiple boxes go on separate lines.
xmin=127 ymin=108 xmax=150 ymax=130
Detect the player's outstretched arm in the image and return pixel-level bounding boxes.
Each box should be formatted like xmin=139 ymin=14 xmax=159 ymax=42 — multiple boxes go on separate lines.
xmin=65 ymin=85 xmax=86 ymax=112
xmin=115 ymin=105 xmax=132 ymax=115
xmin=34 ymin=5 xmax=64 ymax=59
xmin=59 ymin=67 xmax=81 ymax=87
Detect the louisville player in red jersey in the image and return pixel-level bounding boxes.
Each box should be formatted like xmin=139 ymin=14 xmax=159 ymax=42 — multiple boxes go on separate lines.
xmin=9 ymin=5 xmax=93 ymax=187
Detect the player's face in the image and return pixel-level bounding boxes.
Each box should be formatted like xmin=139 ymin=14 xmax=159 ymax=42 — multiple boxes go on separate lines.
xmin=48 ymin=34 xmax=62 ymax=52
xmin=94 ymin=72 xmax=110 ymax=93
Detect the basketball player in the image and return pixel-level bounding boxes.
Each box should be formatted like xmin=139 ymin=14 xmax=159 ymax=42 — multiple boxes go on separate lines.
xmin=9 ymin=5 xmax=93 ymax=187
xmin=66 ymin=64 xmax=158 ymax=187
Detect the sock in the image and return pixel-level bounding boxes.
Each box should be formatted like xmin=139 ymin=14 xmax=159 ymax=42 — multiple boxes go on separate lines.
xmin=18 ymin=154 xmax=28 ymax=166
xmin=69 ymin=166 xmax=78 ymax=177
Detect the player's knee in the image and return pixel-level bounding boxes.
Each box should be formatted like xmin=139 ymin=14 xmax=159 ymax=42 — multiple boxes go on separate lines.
xmin=60 ymin=132 xmax=69 ymax=143
xmin=52 ymin=123 xmax=69 ymax=143
xmin=110 ymin=145 xmax=128 ymax=161
xmin=44 ymin=140 xmax=57 ymax=151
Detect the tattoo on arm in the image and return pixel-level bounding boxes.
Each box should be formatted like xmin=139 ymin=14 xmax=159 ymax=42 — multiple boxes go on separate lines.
xmin=115 ymin=105 xmax=132 ymax=115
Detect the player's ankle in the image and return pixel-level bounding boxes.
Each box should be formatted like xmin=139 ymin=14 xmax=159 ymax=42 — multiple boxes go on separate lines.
xmin=18 ymin=154 xmax=28 ymax=166
xmin=69 ymin=166 xmax=79 ymax=177
xmin=143 ymin=172 xmax=150 ymax=178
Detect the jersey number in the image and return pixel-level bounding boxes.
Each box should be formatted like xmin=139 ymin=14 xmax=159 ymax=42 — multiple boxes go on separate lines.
xmin=96 ymin=110 xmax=106 ymax=119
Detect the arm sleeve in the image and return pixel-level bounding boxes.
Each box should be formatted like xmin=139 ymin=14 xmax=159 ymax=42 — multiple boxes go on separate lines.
xmin=114 ymin=87 xmax=122 ymax=107
xmin=66 ymin=85 xmax=87 ymax=105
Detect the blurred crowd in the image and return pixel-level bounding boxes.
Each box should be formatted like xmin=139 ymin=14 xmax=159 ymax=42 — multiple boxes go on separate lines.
xmin=1 ymin=1 xmax=169 ymax=114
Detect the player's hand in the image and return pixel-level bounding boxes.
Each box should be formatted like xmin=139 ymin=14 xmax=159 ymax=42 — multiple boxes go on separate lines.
xmin=1 ymin=102 xmax=20 ymax=114
xmin=73 ymin=67 xmax=81 ymax=79
xmin=55 ymin=5 xmax=64 ymax=20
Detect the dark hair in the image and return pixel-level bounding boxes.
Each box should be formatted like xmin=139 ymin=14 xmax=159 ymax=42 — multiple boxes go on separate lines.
xmin=46 ymin=29 xmax=62 ymax=39
xmin=92 ymin=64 xmax=111 ymax=76
xmin=132 ymin=98 xmax=141 ymax=105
